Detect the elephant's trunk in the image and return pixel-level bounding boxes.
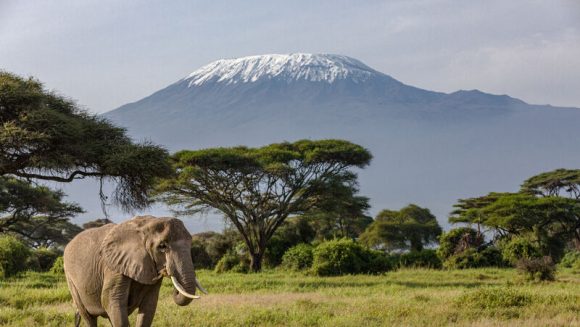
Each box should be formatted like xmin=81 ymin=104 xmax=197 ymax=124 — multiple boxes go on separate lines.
xmin=168 ymin=248 xmax=199 ymax=306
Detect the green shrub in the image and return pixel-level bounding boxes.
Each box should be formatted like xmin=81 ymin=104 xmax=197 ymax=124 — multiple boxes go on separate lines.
xmin=191 ymin=230 xmax=240 ymax=268
xmin=50 ymin=256 xmax=65 ymax=274
xmin=365 ymin=249 xmax=393 ymax=273
xmin=265 ymin=217 xmax=315 ymax=267
xmin=25 ymin=254 xmax=41 ymax=271
xmin=312 ymin=239 xmax=390 ymax=276
xmin=0 ymin=235 xmax=31 ymax=278
xmin=444 ymin=247 xmax=505 ymax=269
xmin=282 ymin=243 xmax=314 ymax=271
xmin=500 ymin=236 xmax=541 ymax=265
xmin=215 ymin=252 xmax=241 ymax=273
xmin=480 ymin=246 xmax=507 ymax=267
xmin=32 ymin=248 xmax=61 ymax=272
xmin=214 ymin=245 xmax=250 ymax=274
xmin=559 ymin=251 xmax=580 ymax=269
xmin=312 ymin=239 xmax=362 ymax=276
xmin=437 ymin=227 xmax=481 ymax=260
xmin=398 ymin=249 xmax=442 ymax=269
xmin=457 ymin=287 xmax=532 ymax=309
xmin=516 ymin=256 xmax=555 ymax=281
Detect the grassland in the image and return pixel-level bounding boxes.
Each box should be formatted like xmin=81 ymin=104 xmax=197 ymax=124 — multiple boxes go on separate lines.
xmin=0 ymin=268 xmax=578 ymax=326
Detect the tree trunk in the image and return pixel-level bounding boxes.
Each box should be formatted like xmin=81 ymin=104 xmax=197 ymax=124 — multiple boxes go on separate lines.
xmin=250 ymin=252 xmax=263 ymax=272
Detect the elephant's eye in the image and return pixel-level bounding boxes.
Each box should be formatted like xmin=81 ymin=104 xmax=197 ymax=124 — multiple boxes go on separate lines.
xmin=158 ymin=243 xmax=168 ymax=252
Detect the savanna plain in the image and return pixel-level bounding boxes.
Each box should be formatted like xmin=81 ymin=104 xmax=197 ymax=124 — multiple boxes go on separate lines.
xmin=0 ymin=268 xmax=578 ymax=327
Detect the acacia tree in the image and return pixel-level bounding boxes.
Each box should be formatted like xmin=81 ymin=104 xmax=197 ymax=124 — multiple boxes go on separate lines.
xmin=301 ymin=174 xmax=372 ymax=240
xmin=157 ymin=139 xmax=372 ymax=271
xmin=521 ymin=169 xmax=580 ymax=199
xmin=360 ymin=204 xmax=442 ymax=252
xmin=481 ymin=193 xmax=579 ymax=254
xmin=0 ymin=71 xmax=171 ymax=211
xmin=0 ymin=176 xmax=83 ymax=247
xmin=449 ymin=192 xmax=512 ymax=236
xmin=451 ymin=191 xmax=580 ymax=253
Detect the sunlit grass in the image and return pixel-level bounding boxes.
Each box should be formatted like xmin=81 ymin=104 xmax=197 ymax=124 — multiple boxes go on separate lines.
xmin=0 ymin=268 xmax=578 ymax=326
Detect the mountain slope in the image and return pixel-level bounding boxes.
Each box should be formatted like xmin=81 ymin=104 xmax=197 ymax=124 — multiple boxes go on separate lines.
xmin=98 ymin=53 xmax=580 ymax=230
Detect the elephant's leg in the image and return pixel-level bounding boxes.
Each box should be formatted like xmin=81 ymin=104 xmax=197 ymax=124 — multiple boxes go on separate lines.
xmin=102 ymin=274 xmax=131 ymax=327
xmin=66 ymin=276 xmax=97 ymax=327
xmin=78 ymin=312 xmax=97 ymax=327
xmin=135 ymin=282 xmax=162 ymax=327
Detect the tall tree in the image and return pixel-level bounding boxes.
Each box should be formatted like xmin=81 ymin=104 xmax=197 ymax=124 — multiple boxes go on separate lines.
xmin=157 ymin=139 xmax=372 ymax=271
xmin=0 ymin=72 xmax=171 ymax=211
xmin=360 ymin=204 xmax=442 ymax=252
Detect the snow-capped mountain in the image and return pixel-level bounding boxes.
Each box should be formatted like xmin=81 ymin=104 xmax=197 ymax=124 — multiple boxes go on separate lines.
xmin=98 ymin=54 xmax=580 ymax=230
xmin=185 ymin=54 xmax=378 ymax=85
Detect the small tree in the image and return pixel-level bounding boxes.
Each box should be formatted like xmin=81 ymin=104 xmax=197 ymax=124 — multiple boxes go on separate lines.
xmin=0 ymin=177 xmax=83 ymax=247
xmin=436 ymin=227 xmax=483 ymax=260
xmin=360 ymin=204 xmax=442 ymax=252
xmin=157 ymin=139 xmax=372 ymax=271
xmin=302 ymin=175 xmax=372 ymax=240
xmin=0 ymin=235 xmax=30 ymax=278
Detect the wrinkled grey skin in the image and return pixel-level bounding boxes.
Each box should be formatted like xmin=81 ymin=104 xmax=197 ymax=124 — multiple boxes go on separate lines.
xmin=64 ymin=216 xmax=198 ymax=327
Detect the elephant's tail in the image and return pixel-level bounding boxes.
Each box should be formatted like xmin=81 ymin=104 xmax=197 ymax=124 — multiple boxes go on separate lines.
xmin=74 ymin=312 xmax=81 ymax=327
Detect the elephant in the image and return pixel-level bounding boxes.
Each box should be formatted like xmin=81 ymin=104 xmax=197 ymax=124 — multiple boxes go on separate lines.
xmin=64 ymin=215 xmax=207 ymax=327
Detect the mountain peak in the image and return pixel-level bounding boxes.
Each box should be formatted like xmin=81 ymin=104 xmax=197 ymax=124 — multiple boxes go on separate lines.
xmin=183 ymin=53 xmax=381 ymax=86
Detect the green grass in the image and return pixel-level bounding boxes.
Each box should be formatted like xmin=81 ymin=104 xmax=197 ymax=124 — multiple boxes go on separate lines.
xmin=0 ymin=268 xmax=579 ymax=326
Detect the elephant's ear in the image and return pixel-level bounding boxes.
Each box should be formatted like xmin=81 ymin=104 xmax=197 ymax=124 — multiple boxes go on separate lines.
xmin=101 ymin=218 xmax=158 ymax=285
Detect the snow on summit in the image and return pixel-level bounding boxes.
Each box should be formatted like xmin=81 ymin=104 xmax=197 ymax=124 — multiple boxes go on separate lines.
xmin=184 ymin=53 xmax=380 ymax=86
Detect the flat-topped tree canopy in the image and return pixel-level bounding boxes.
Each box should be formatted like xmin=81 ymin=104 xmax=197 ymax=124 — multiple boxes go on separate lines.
xmin=521 ymin=169 xmax=580 ymax=199
xmin=0 ymin=72 xmax=171 ymax=211
xmin=158 ymin=139 xmax=372 ymax=271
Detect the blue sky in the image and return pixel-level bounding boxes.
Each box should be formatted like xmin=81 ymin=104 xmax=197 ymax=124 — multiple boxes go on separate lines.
xmin=1 ymin=0 xmax=579 ymax=113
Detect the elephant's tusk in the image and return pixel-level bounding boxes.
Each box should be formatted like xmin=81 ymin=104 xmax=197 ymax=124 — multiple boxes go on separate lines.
xmin=195 ymin=277 xmax=208 ymax=294
xmin=171 ymin=276 xmax=200 ymax=299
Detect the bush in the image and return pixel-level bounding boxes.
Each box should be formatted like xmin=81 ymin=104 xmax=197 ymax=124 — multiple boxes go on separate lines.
xmin=559 ymin=251 xmax=580 ymax=269
xmin=397 ymin=249 xmax=442 ymax=269
xmin=282 ymin=243 xmax=314 ymax=271
xmin=215 ymin=252 xmax=243 ymax=273
xmin=457 ymin=287 xmax=532 ymax=309
xmin=191 ymin=230 xmax=240 ymax=268
xmin=500 ymin=236 xmax=541 ymax=265
xmin=191 ymin=239 xmax=213 ymax=269
xmin=0 ymin=235 xmax=31 ymax=278
xmin=516 ymin=256 xmax=555 ymax=281
xmin=214 ymin=243 xmax=250 ymax=273
xmin=311 ymin=239 xmax=391 ymax=276
xmin=437 ymin=227 xmax=482 ymax=260
xmin=32 ymin=248 xmax=61 ymax=272
xmin=265 ymin=217 xmax=315 ymax=267
xmin=365 ymin=249 xmax=393 ymax=274
xmin=50 ymin=256 xmax=65 ymax=274
xmin=444 ymin=247 xmax=505 ymax=269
